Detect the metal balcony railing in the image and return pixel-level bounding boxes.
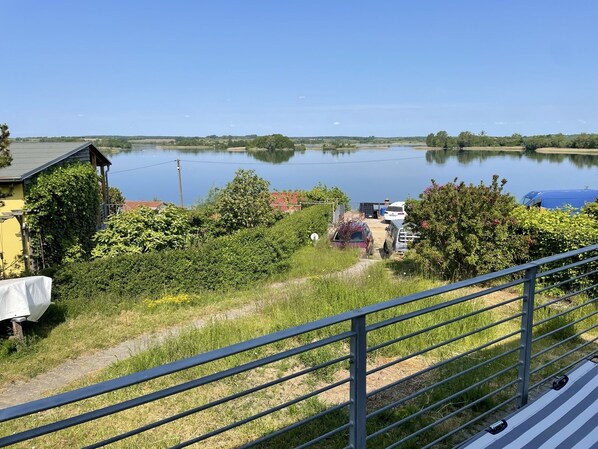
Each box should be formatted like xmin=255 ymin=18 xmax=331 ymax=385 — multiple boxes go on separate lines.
xmin=1 ymin=244 xmax=597 ymax=448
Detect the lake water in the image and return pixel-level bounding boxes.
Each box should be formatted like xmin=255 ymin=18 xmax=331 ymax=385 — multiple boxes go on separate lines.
xmin=108 ymin=146 xmax=598 ymax=208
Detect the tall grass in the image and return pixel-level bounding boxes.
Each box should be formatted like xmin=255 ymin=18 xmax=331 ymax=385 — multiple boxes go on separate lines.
xmin=3 ymin=262 xmax=596 ymax=449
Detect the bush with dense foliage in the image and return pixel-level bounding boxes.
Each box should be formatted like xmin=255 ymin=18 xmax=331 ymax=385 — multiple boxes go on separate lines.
xmin=26 ymin=163 xmax=100 ymax=266
xmin=303 ymin=183 xmax=350 ymax=209
xmin=92 ymin=205 xmax=191 ymax=258
xmin=48 ymin=205 xmax=331 ymax=302
xmin=217 ymin=169 xmax=276 ymax=233
xmin=511 ymin=205 xmax=598 ymax=260
xmin=405 ymin=176 xmax=529 ymax=280
xmin=511 ymin=204 xmax=598 ymax=291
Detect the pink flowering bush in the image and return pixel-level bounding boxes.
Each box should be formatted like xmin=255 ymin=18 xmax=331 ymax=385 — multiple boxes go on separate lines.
xmin=404 ymin=175 xmax=529 ymax=280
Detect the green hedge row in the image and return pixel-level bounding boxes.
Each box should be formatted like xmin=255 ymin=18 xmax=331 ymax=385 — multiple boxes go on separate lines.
xmin=512 ymin=206 xmax=598 ymax=290
xmin=49 ymin=205 xmax=330 ymax=302
xmin=512 ymin=206 xmax=598 ymax=259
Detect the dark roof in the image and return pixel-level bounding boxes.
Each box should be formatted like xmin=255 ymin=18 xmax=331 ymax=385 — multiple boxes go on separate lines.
xmin=0 ymin=142 xmax=111 ymax=182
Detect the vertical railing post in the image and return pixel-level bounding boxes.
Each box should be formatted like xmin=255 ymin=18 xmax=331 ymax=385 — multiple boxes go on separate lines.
xmin=518 ymin=266 xmax=537 ymax=408
xmin=349 ymin=315 xmax=367 ymax=448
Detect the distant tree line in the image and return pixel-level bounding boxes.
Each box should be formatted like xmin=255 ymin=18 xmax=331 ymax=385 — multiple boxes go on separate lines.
xmin=426 ymin=131 xmax=598 ymax=150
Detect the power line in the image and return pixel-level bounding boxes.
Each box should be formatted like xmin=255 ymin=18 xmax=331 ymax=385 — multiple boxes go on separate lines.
xmin=110 ymin=160 xmax=175 ymax=174
xmin=109 ymin=155 xmax=426 ymax=175
xmin=179 ymin=155 xmax=426 ymax=166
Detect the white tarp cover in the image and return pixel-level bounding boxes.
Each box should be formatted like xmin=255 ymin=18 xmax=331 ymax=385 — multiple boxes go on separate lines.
xmin=0 ymin=276 xmax=52 ymax=322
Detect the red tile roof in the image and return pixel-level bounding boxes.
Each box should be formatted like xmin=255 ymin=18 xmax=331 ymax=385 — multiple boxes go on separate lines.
xmin=123 ymin=201 xmax=168 ymax=212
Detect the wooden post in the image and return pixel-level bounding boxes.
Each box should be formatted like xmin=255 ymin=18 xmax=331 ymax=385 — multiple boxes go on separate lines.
xmin=12 ymin=320 xmax=24 ymax=344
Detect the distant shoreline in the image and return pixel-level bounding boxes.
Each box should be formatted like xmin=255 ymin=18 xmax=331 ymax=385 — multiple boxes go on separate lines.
xmin=535 ymin=147 xmax=598 ymax=155
xmin=414 ymin=146 xmax=524 ymax=152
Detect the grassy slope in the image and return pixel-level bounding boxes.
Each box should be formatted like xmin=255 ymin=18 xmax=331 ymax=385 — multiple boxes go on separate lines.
xmin=0 ymin=244 xmax=358 ymax=386
xmin=2 ymin=256 xmax=596 ymax=448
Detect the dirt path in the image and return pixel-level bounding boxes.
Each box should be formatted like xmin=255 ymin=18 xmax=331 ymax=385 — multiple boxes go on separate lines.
xmin=0 ymin=259 xmax=378 ymax=409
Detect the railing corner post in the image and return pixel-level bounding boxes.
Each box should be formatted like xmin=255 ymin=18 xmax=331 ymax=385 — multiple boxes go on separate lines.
xmin=349 ymin=315 xmax=367 ymax=448
xmin=518 ymin=265 xmax=537 ymax=408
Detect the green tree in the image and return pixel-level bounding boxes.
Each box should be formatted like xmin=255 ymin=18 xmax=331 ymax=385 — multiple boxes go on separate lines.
xmin=108 ymin=186 xmax=125 ymax=205
xmin=92 ymin=204 xmax=191 ymax=258
xmin=217 ymin=169 xmax=276 ymax=233
xmin=405 ymin=175 xmax=529 ymax=280
xmin=425 ymin=133 xmax=436 ymax=147
xmin=249 ymin=134 xmax=295 ymax=150
xmin=26 ymin=163 xmax=100 ymax=267
xmin=0 ymin=123 xmax=12 ymax=168
xmin=304 ymin=183 xmax=350 ymax=209
xmin=457 ymin=131 xmax=474 ymax=149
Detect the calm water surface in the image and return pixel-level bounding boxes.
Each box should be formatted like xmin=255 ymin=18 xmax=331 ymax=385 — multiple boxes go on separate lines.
xmin=108 ymin=146 xmax=598 ymax=208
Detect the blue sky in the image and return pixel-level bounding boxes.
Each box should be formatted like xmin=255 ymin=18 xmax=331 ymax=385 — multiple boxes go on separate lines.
xmin=3 ymin=0 xmax=597 ymax=137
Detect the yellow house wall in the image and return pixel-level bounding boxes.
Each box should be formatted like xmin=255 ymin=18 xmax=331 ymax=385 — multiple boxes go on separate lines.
xmin=0 ymin=183 xmax=26 ymax=275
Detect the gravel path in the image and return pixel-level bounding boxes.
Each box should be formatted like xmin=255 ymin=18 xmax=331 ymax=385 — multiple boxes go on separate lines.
xmin=0 ymin=259 xmax=378 ymax=408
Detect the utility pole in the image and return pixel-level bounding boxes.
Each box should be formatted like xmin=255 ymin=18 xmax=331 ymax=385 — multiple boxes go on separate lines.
xmin=176 ymin=159 xmax=184 ymax=208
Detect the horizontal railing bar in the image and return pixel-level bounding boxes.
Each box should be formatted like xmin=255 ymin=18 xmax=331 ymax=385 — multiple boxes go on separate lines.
xmin=293 ymin=422 xmax=351 ymax=449
xmin=367 ymin=364 xmax=518 ymax=441
xmin=532 ymin=309 xmax=598 ymax=345
xmin=367 ymin=330 xmax=521 ymax=399
xmin=534 ymin=284 xmax=598 ymax=310
xmin=83 ymin=355 xmax=351 ymax=449
xmin=169 ymin=378 xmax=350 ymax=449
xmin=421 ymin=395 xmax=519 ymax=449
xmin=238 ymin=402 xmax=350 ymax=449
xmin=531 ymin=322 xmax=598 ymax=361
xmin=529 ymin=351 xmax=598 ymax=393
xmin=535 ymin=271 xmax=598 ymax=296
xmin=367 ymin=295 xmax=521 ymax=354
xmin=537 ymin=254 xmax=598 ymax=279
xmin=367 ymin=280 xmax=523 ymax=333
xmin=530 ymin=335 xmax=598 ymax=377
xmin=367 ymin=313 xmax=522 ymax=377
xmin=0 ymin=333 xmax=352 ymax=446
xmin=368 ymin=351 xmax=520 ymax=420
xmin=0 ymin=329 xmax=354 ymax=424
xmin=383 ymin=380 xmax=519 ymax=449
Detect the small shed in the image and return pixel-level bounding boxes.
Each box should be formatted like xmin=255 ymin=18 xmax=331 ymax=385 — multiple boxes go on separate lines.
xmin=0 ymin=142 xmax=111 ymax=274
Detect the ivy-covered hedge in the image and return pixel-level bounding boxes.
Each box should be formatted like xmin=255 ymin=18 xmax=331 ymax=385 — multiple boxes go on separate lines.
xmin=49 ymin=205 xmax=330 ymax=302
xmin=26 ymin=163 xmax=100 ymax=266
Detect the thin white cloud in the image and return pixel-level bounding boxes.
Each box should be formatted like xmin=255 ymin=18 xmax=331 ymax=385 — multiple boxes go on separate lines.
xmin=578 ymin=119 xmax=587 ymax=124
xmin=298 ymin=95 xmax=306 ymax=100
xmin=333 ymin=121 xmax=340 ymax=126
xmin=494 ymin=121 xmax=507 ymax=125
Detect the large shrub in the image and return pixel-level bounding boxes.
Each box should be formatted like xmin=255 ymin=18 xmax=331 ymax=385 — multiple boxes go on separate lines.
xmin=511 ymin=205 xmax=598 ymax=291
xmin=511 ymin=205 xmax=598 ymax=259
xmin=304 ymin=183 xmax=350 ymax=209
xmin=49 ymin=205 xmax=330 ymax=302
xmin=26 ymin=163 xmax=100 ymax=266
xmin=217 ymin=169 xmax=276 ymax=233
xmin=92 ymin=205 xmax=191 ymax=258
xmin=405 ymin=176 xmax=529 ymax=280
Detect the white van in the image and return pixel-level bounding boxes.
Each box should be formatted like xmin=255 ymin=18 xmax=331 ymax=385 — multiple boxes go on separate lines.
xmin=383 ymin=201 xmax=406 ymax=222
